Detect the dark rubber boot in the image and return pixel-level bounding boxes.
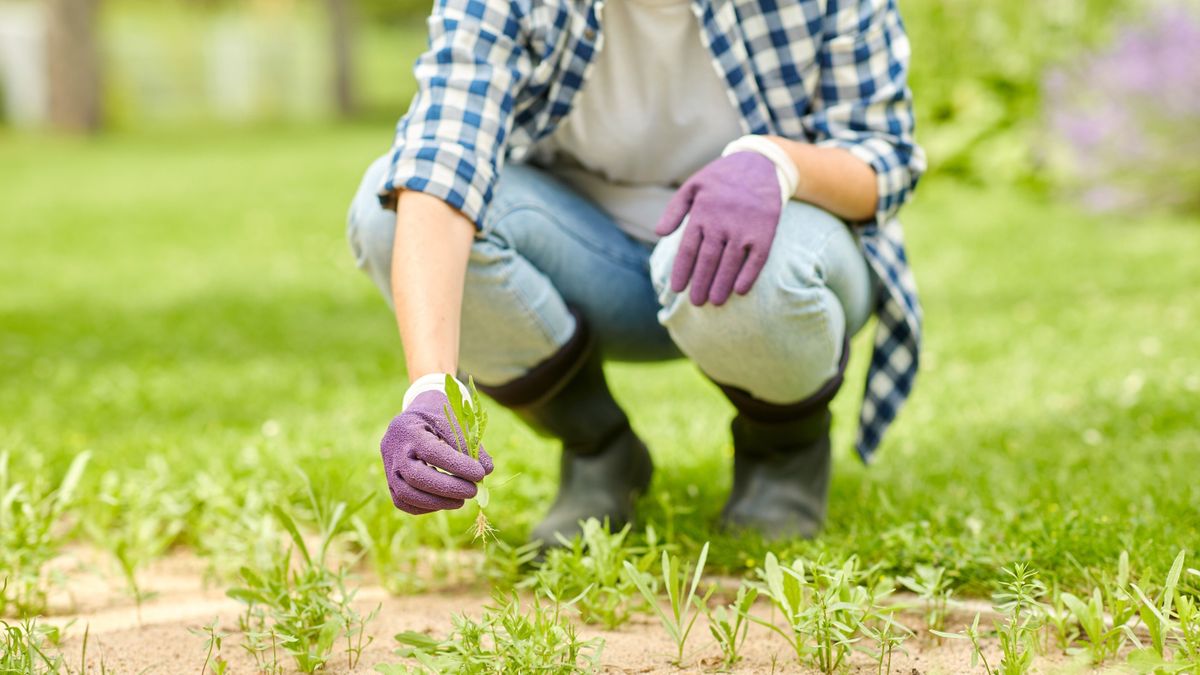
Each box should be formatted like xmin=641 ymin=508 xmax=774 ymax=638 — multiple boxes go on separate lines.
xmin=712 ymin=342 xmax=846 ymax=540
xmin=475 ymin=311 xmax=653 ymax=548
xmin=721 ymin=408 xmax=832 ymax=539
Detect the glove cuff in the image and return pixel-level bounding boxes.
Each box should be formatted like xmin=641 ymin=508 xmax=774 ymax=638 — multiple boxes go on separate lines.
xmin=722 ymin=135 xmax=800 ymax=210
xmin=402 ymin=372 xmax=468 ymax=411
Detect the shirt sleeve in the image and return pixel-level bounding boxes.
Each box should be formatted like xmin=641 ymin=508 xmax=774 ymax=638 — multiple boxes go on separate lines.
xmin=802 ymin=0 xmax=926 ymax=226
xmin=377 ymin=0 xmax=532 ymax=227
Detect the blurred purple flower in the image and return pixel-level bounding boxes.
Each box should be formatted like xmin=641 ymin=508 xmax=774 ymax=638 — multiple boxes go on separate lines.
xmin=1045 ymin=3 xmax=1200 ymax=214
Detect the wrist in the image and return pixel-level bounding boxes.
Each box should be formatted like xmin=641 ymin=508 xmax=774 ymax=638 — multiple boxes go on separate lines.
xmin=722 ymin=135 xmax=801 ymax=208
xmin=402 ymin=372 xmax=467 ymax=410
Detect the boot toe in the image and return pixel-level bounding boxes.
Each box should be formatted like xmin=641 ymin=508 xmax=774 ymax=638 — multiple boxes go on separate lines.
xmin=529 ymin=497 xmax=633 ymax=549
xmin=720 ymin=507 xmax=822 ymax=540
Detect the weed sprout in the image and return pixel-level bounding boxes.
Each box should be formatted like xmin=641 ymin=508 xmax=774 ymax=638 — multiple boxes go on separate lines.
xmin=749 ymin=553 xmax=876 ymax=674
xmin=0 ymin=617 xmax=65 ymax=673
xmin=623 ymin=542 xmax=713 ymax=667
xmin=227 ymin=477 xmax=377 ymax=673
xmin=897 ymin=564 xmax=953 ymax=633
xmin=0 ymin=450 xmax=90 ymax=616
xmin=531 ymin=518 xmax=663 ymax=629
xmin=698 ymin=583 xmax=757 ymax=669
xmin=188 ymin=615 xmax=230 ymax=675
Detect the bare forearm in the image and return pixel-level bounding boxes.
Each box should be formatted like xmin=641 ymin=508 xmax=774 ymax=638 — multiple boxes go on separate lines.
xmin=766 ymin=137 xmax=878 ymax=222
xmin=391 ymin=191 xmax=476 ymax=380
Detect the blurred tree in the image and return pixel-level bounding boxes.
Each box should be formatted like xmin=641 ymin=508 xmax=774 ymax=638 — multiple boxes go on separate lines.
xmin=46 ymin=0 xmax=103 ymax=132
xmin=326 ymin=0 xmax=356 ymax=117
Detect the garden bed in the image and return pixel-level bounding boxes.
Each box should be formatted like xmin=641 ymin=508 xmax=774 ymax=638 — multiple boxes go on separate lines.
xmin=34 ymin=546 xmax=1099 ymax=674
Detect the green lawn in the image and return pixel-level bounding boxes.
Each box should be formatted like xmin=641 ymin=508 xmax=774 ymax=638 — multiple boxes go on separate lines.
xmin=1 ymin=125 xmax=1197 ymax=596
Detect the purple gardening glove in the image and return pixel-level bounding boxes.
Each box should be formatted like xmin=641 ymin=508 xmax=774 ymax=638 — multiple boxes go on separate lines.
xmin=656 ymin=151 xmax=784 ymax=306
xmin=379 ymin=390 xmax=494 ymax=515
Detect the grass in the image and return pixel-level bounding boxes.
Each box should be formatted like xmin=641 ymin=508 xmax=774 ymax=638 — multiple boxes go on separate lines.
xmin=1 ymin=122 xmax=1198 ymax=609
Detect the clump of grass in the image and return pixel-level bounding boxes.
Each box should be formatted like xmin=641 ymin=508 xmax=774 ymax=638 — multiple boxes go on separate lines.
xmin=623 ymin=541 xmax=713 ymax=667
xmin=351 ymin=507 xmax=426 ymax=596
xmin=935 ymin=562 xmax=1047 ymax=675
xmin=698 ymin=583 xmax=757 ymax=669
xmin=188 ymin=615 xmax=230 ymax=675
xmin=531 ymin=518 xmax=662 ymax=629
xmin=0 ymin=450 xmax=90 ymax=616
xmin=749 ymin=553 xmax=877 ymax=674
xmin=0 ymin=616 xmax=65 ymax=673
xmin=1058 ymin=550 xmax=1135 ymax=664
xmin=858 ymin=576 xmax=913 ymax=675
xmin=1174 ymin=568 xmax=1200 ymax=666
xmin=190 ymin=467 xmax=287 ymax=584
xmin=479 ymin=539 xmax=541 ymax=591
xmin=897 ymin=564 xmax=953 ymax=633
xmin=443 ymin=376 xmax=493 ymax=541
xmin=1128 ymin=549 xmax=1186 ymax=663
xmin=84 ymin=457 xmax=194 ymax=619
xmin=227 ymin=479 xmax=377 ymax=673
xmin=1041 ymin=580 xmax=1079 ymax=652
xmin=381 ymin=588 xmax=603 ymax=674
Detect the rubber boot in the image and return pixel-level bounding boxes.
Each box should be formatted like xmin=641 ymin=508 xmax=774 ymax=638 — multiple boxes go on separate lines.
xmin=475 ymin=311 xmax=653 ymax=548
xmin=721 ymin=407 xmax=832 ymax=539
xmin=712 ymin=342 xmax=846 ymax=540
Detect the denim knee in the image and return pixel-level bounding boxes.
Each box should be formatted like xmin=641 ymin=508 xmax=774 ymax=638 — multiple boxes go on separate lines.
xmin=649 ymin=204 xmax=863 ymax=404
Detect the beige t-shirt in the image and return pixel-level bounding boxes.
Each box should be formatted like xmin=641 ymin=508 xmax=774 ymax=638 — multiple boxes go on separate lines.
xmin=533 ymin=0 xmax=745 ymax=243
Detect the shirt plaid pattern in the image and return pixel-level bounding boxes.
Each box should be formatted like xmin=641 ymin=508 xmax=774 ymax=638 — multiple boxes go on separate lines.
xmin=381 ymin=0 xmax=926 ymax=461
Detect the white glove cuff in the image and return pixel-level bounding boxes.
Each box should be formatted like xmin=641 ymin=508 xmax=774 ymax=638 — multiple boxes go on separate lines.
xmin=402 ymin=372 xmax=469 ymax=411
xmin=722 ymin=135 xmax=800 ymax=210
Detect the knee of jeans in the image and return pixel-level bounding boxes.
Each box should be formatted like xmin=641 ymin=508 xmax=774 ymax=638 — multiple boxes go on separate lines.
xmin=654 ymin=230 xmax=845 ymax=403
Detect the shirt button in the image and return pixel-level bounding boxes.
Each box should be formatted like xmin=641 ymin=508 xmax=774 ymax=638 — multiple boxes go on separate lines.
xmin=584 ymin=28 xmax=596 ymax=40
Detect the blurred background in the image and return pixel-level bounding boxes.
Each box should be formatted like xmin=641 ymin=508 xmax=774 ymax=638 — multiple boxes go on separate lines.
xmin=2 ymin=0 xmax=1198 ymax=207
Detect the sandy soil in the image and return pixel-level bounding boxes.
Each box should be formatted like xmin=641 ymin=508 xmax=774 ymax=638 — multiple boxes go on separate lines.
xmin=32 ymin=547 xmax=1099 ymax=674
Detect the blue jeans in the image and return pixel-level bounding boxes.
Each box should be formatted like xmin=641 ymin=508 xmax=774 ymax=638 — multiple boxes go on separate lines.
xmin=347 ymin=157 xmax=875 ymax=404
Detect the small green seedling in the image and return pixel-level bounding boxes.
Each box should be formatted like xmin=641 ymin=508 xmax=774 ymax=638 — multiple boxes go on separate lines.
xmin=992 ymin=562 xmax=1047 ymax=675
xmin=623 ymin=542 xmax=713 ymax=667
xmin=188 ymin=615 xmax=230 ymax=675
xmin=443 ymin=375 xmax=494 ymax=541
xmin=749 ymin=553 xmax=872 ymax=674
xmin=1127 ymin=549 xmax=1186 ymax=662
xmin=897 ymin=564 xmax=953 ymax=633
xmin=699 ymin=583 xmax=757 ymax=669
xmin=858 ymin=577 xmax=913 ymax=675
xmin=932 ymin=613 xmax=996 ymax=675
xmin=1042 ymin=580 xmax=1079 ymax=652
xmin=1061 ymin=587 xmax=1126 ymax=664
xmin=0 ymin=449 xmax=91 ymax=616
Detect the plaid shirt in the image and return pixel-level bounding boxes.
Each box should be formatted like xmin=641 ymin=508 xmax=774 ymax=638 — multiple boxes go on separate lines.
xmin=380 ymin=0 xmax=926 ymax=461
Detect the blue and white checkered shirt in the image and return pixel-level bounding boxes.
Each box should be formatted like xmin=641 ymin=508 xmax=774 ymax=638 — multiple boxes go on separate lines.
xmin=380 ymin=0 xmax=926 ymax=461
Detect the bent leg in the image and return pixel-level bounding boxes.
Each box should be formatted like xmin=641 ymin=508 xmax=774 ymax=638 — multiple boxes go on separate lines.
xmin=650 ymin=200 xmax=876 ymax=540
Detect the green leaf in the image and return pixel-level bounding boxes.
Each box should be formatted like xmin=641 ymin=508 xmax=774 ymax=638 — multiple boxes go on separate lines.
xmin=393 ymin=631 xmax=443 ymax=650
xmin=474 ymin=484 xmax=490 ymax=510
xmin=272 ymin=506 xmax=312 ymax=566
